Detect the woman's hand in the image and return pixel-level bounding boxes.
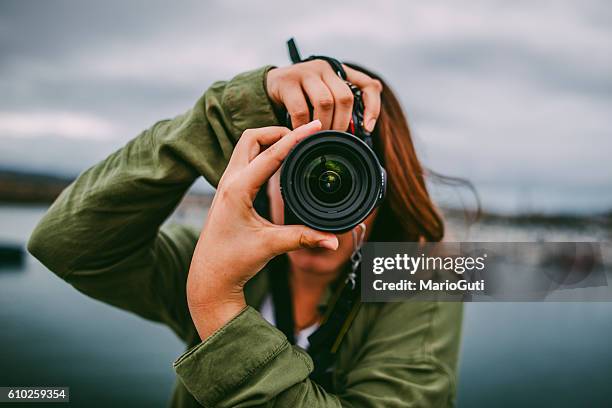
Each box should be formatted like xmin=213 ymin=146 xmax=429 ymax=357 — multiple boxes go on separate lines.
xmin=187 ymin=120 xmax=338 ymax=340
xmin=266 ymin=60 xmax=383 ymax=132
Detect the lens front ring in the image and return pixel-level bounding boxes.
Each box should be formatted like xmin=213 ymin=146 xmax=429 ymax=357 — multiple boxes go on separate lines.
xmin=280 ymin=130 xmax=385 ymax=233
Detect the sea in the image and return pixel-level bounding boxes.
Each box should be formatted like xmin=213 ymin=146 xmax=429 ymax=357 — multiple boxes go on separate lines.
xmin=1 ymin=205 xmax=611 ymax=407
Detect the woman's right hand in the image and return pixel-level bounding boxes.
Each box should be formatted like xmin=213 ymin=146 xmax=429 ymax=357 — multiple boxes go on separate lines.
xmin=186 ymin=120 xmax=338 ymax=341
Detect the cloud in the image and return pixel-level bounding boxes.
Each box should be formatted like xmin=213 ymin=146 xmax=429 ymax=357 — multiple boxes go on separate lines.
xmin=0 ymin=111 xmax=118 ymax=140
xmin=0 ymin=0 xmax=610 ymax=212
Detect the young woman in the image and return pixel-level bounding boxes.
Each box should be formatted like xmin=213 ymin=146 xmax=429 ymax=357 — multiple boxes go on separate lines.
xmin=29 ymin=60 xmax=462 ymax=407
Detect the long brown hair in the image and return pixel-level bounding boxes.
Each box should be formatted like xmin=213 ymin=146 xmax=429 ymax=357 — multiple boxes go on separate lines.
xmin=347 ymin=63 xmax=448 ymax=242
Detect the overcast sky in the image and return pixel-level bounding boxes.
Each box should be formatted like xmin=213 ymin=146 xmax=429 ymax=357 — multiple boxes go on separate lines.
xmin=1 ymin=0 xmax=610 ymax=213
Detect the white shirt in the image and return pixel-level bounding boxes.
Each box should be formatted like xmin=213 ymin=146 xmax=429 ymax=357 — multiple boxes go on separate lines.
xmin=260 ymin=295 xmax=319 ymax=350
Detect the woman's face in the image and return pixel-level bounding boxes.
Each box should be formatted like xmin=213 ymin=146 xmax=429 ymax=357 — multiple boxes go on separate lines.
xmin=267 ymin=171 xmax=376 ymax=276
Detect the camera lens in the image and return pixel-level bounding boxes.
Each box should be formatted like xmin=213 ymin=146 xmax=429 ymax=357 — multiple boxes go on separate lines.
xmin=280 ymin=130 xmax=386 ymax=233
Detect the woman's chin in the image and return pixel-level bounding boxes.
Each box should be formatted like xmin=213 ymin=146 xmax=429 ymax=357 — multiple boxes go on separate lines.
xmin=288 ymin=248 xmax=339 ymax=275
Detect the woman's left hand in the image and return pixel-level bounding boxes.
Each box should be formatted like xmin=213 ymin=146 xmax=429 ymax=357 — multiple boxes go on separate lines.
xmin=266 ymin=61 xmax=383 ymax=132
xmin=186 ymin=120 xmax=338 ymax=341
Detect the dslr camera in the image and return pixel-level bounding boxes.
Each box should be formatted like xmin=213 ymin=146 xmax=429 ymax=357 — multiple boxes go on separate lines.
xmin=280 ymin=42 xmax=387 ymax=233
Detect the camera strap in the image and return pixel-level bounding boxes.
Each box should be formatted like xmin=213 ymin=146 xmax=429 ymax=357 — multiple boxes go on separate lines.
xmin=287 ymin=38 xmax=347 ymax=80
xmin=254 ymin=188 xmax=363 ymax=370
xmin=266 ymin=224 xmax=365 ymax=391
xmin=268 ymin=252 xmax=362 ymax=392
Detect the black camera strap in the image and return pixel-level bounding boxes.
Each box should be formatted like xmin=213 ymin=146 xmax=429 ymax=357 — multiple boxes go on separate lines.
xmin=287 ymin=38 xmax=347 ymax=80
xmin=268 ymin=252 xmax=362 ymax=392
xmin=268 ymin=254 xmax=295 ymax=345
xmin=257 ymin=188 xmax=363 ymax=391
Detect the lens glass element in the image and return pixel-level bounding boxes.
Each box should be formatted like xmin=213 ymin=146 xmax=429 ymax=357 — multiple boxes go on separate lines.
xmin=305 ymin=154 xmax=354 ymax=205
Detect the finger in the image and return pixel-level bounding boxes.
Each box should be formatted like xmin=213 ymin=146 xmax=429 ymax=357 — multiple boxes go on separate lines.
xmin=360 ymin=85 xmax=382 ymax=132
xmin=230 ymin=127 xmax=292 ymax=168
xmin=266 ymin=224 xmax=339 ymax=254
xmin=302 ymin=75 xmax=334 ymax=130
xmin=323 ymin=72 xmax=354 ymax=131
xmin=344 ymin=65 xmax=383 ymax=132
xmin=279 ymin=80 xmax=310 ymax=129
xmin=244 ymin=120 xmax=322 ymax=196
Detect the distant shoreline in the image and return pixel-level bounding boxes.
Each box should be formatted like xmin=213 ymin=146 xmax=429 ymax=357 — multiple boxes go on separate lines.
xmin=0 ymin=169 xmax=72 ymax=204
xmin=0 ymin=169 xmax=214 ymax=206
xmin=1 ymin=169 xmax=610 ymax=228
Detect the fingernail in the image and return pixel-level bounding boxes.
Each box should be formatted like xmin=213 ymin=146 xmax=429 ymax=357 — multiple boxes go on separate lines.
xmin=308 ymin=119 xmax=322 ymax=128
xmin=366 ymin=118 xmax=377 ymax=132
xmin=317 ymin=238 xmax=338 ymax=250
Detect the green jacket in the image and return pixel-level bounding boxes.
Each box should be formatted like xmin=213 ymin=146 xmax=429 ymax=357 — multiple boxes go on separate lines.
xmin=28 ymin=66 xmax=463 ymax=408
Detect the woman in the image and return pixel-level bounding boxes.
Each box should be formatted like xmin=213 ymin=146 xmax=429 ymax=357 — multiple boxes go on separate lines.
xmin=29 ymin=60 xmax=462 ymax=407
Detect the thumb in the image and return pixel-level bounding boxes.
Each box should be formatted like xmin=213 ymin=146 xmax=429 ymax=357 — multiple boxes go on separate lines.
xmin=266 ymin=225 xmax=339 ymax=254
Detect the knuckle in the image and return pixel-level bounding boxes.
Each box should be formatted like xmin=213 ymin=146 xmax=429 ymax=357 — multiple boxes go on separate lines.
xmin=288 ymin=72 xmax=302 ymax=83
xmin=263 ymin=144 xmax=283 ymax=162
xmin=265 ymin=151 xmax=285 ymax=169
xmin=302 ymin=59 xmax=327 ymax=74
xmin=298 ymin=230 xmax=315 ymax=248
xmin=298 ymin=231 xmax=306 ymax=247
xmin=218 ymin=186 xmax=232 ymax=201
xmin=318 ymin=97 xmax=334 ymax=110
xmin=276 ymin=73 xmax=297 ymax=89
xmin=310 ymin=59 xmax=328 ymax=71
xmin=292 ymin=109 xmax=310 ymax=121
xmin=370 ymin=79 xmax=383 ymax=92
xmin=298 ymin=230 xmax=309 ymax=248
xmin=217 ymin=182 xmax=235 ymax=202
xmin=241 ymin=128 xmax=255 ymax=141
xmin=294 ymin=64 xmax=309 ymax=76
xmin=277 ymin=67 xmax=294 ymax=81
xmin=338 ymin=91 xmax=354 ymax=106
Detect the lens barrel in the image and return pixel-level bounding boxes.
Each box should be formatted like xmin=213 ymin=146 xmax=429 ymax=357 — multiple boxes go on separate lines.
xmin=280 ymin=130 xmax=386 ymax=232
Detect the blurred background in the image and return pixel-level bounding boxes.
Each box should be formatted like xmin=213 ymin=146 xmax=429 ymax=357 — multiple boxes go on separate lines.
xmin=1 ymin=0 xmax=611 ymax=406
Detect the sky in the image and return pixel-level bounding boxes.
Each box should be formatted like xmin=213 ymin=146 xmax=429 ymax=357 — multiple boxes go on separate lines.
xmin=1 ymin=0 xmax=611 ymax=214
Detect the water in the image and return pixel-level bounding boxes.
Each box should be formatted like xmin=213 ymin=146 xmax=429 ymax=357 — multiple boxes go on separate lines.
xmin=1 ymin=205 xmax=611 ymax=407
xmin=0 ymin=206 xmax=184 ymax=407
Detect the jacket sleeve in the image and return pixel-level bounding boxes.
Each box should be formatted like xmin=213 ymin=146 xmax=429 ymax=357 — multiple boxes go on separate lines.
xmin=27 ymin=66 xmax=279 ymax=342
xmin=173 ymin=301 xmax=462 ymax=407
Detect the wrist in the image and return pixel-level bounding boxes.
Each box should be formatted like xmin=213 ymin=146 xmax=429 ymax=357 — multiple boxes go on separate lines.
xmin=188 ymin=291 xmax=247 ymax=341
xmin=186 ymin=261 xmax=248 ymax=340
xmin=264 ymin=67 xmax=283 ymax=109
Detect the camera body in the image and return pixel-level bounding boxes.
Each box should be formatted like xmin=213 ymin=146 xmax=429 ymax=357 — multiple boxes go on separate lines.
xmin=280 ymin=84 xmax=387 ymax=233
